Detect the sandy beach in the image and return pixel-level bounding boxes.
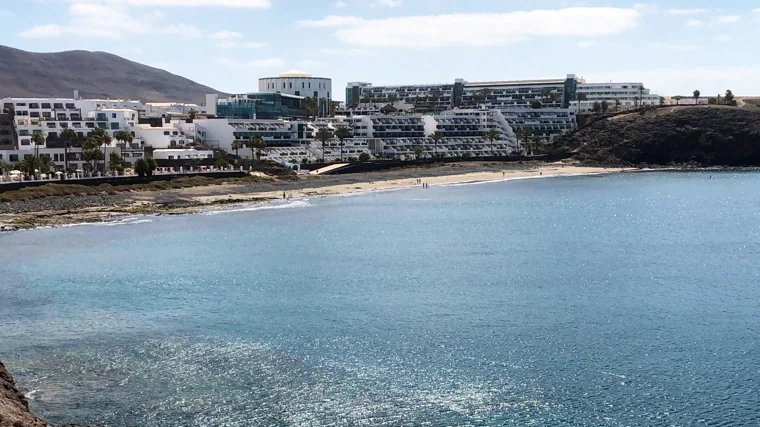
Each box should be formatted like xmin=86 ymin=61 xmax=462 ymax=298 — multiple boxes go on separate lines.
xmin=0 ymin=163 xmax=632 ymax=230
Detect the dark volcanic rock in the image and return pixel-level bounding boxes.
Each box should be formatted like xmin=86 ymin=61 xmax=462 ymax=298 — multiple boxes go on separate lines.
xmin=558 ymin=107 xmax=760 ymax=166
xmin=0 ymin=361 xmax=47 ymax=427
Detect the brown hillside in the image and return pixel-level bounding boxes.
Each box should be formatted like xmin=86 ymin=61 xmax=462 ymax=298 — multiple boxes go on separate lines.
xmin=0 ymin=45 xmax=226 ymax=104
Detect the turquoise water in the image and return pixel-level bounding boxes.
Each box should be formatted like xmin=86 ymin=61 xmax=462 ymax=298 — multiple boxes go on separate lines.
xmin=1 ymin=172 xmax=759 ymax=426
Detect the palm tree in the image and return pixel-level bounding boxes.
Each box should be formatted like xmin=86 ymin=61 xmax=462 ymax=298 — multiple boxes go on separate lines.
xmin=302 ymin=97 xmax=319 ymax=120
xmin=413 ymin=145 xmax=424 ymax=160
xmin=113 ymin=129 xmax=132 ymax=157
xmin=484 ymin=129 xmax=500 ymax=157
xmin=673 ymin=96 xmax=683 ymax=106
xmin=575 ymin=93 xmax=587 ymax=114
xmin=248 ymin=136 xmax=265 ymax=160
xmin=31 ymin=130 xmax=45 ymax=161
xmin=315 ymin=128 xmax=333 ymax=162
xmin=334 ymin=126 xmax=352 ymax=162
xmin=387 ymin=94 xmax=398 ymax=106
xmin=329 ymin=101 xmax=340 ymax=116
xmin=518 ymin=128 xmax=533 ymax=154
xmin=601 ymin=100 xmax=609 ymax=114
xmin=429 ymin=131 xmax=444 ymax=158
xmin=638 ymin=85 xmax=646 ymax=108
xmin=60 ymin=128 xmax=78 ymax=176
xmin=725 ymin=90 xmax=734 ymax=105
xmin=188 ymin=108 xmax=197 ymax=120
xmin=540 ymin=87 xmax=553 ymax=106
xmin=614 ymin=99 xmax=621 ymax=112
xmin=91 ymin=127 xmax=111 ymax=174
xmin=231 ymin=140 xmax=242 ymax=159
xmin=693 ymin=90 xmax=701 ymax=105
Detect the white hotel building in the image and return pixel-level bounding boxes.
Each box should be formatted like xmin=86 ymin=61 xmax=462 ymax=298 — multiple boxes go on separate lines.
xmin=570 ymin=82 xmax=662 ymax=113
xmin=259 ymin=71 xmax=332 ymax=116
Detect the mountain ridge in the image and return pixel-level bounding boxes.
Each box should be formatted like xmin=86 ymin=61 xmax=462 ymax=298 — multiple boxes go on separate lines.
xmin=0 ymin=45 xmax=226 ymax=104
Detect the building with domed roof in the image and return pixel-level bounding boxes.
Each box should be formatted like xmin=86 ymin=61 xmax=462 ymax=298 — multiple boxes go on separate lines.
xmin=259 ymin=71 xmax=332 ymax=116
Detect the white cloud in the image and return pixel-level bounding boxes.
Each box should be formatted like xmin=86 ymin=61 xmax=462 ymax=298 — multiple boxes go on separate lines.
xmin=297 ymin=7 xmax=641 ymax=48
xmin=713 ymin=34 xmax=731 ymax=43
xmin=216 ymin=41 xmax=266 ymax=49
xmin=632 ymin=3 xmax=658 ymax=15
xmin=211 ymin=30 xmax=243 ymax=40
xmin=576 ymin=40 xmax=598 ymax=48
xmin=668 ymin=8 xmax=708 ymax=15
xmin=649 ymin=42 xmax=703 ymax=51
xmin=20 ymin=2 xmax=202 ymax=38
xmin=715 ymin=15 xmax=741 ymax=24
xmin=58 ymin=0 xmax=271 ymax=7
xmin=318 ymin=47 xmax=372 ymax=56
xmin=686 ymin=19 xmax=704 ymax=27
xmin=334 ymin=0 xmax=347 ymax=7
xmin=213 ymin=57 xmax=285 ymax=68
xmin=372 ymin=0 xmax=402 ymax=7
xmin=754 ymin=8 xmax=760 ymax=13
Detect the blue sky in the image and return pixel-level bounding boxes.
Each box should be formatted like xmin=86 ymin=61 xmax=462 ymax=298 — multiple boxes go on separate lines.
xmin=1 ymin=0 xmax=759 ymax=101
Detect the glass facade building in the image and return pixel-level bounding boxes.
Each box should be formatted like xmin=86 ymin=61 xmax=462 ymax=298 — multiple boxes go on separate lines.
xmin=216 ymin=93 xmax=308 ymax=120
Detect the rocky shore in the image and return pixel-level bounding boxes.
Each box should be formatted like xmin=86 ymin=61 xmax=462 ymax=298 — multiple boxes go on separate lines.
xmin=0 ymin=361 xmax=100 ymax=427
xmin=0 ymin=162 xmax=555 ymax=230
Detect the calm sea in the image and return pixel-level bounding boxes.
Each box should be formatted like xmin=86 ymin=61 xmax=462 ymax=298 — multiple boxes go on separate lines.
xmin=1 ymin=172 xmax=759 ymax=426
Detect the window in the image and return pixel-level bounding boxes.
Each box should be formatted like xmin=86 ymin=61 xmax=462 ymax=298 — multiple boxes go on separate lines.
xmin=47 ymin=122 xmax=56 ymax=128
xmin=86 ymin=123 xmax=95 ymax=128
xmin=10 ymin=154 xmax=19 ymax=162
xmin=3 ymin=103 xmax=12 ymax=109
xmin=314 ymin=91 xmax=318 ymax=98
xmin=168 ymin=155 xmax=175 ymax=159
xmin=30 ymin=112 xmax=40 ymax=118
xmin=42 ymin=112 xmax=51 ymax=119
xmin=41 ymin=103 xmax=51 ymax=109
xmin=77 ymin=132 xmax=84 ymax=139
xmin=24 ymin=154 xmax=32 ymax=160
xmin=172 ymin=131 xmax=178 ymax=135
xmin=29 ymin=103 xmax=39 ymax=109
xmin=60 ymin=123 xmax=68 ymax=129
xmin=66 ymin=103 xmax=75 ymax=109
xmin=289 ymin=82 xmax=292 ymax=89
xmin=283 ymin=83 xmax=286 ymax=89
xmin=112 ymin=113 xmax=117 ymax=118
xmin=110 ymin=123 xmax=119 ymax=130
xmin=16 ymin=103 xmax=26 ymax=107
xmin=295 ymin=91 xmax=300 ymax=96
xmin=163 ymin=131 xmax=170 ymax=135
xmin=19 ymin=130 xmax=29 ymax=136
xmin=54 ymin=103 xmax=63 ymax=109
xmin=73 ymin=123 xmax=81 ymax=128
xmin=328 ymin=92 xmax=330 ymax=98
xmin=302 ymin=82 xmax=305 ymax=89
xmin=309 ymin=82 xmax=311 ymax=88
xmin=48 ymin=132 xmax=56 ymax=139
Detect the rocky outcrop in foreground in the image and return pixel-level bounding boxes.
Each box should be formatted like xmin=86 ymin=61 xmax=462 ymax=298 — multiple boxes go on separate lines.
xmin=0 ymin=361 xmax=47 ymax=427
xmin=557 ymin=106 xmax=760 ymax=165
xmin=1 ymin=361 xmax=100 ymax=427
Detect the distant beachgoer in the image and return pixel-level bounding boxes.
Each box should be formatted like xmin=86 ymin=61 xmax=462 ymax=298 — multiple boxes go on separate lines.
xmin=502 ymin=171 xmax=505 ymax=177
xmin=540 ymin=171 xmax=543 ymax=176
xmin=283 ymin=191 xmax=286 ymax=199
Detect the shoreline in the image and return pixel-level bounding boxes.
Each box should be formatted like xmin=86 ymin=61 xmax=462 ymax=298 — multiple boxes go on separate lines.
xmin=0 ymin=164 xmax=631 ymax=230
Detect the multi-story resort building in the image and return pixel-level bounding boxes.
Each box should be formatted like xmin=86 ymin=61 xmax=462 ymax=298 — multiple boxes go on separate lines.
xmin=211 ymin=93 xmax=308 ymax=120
xmin=259 ymin=70 xmax=332 ymax=116
xmin=570 ymin=82 xmax=661 ymax=113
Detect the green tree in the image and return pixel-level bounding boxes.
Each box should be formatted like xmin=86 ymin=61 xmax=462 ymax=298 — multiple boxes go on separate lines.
xmin=91 ymin=127 xmax=112 ymax=173
xmin=429 ymin=131 xmax=444 ymax=158
xmin=725 ymin=90 xmax=734 ymax=105
xmin=531 ymin=136 xmax=543 ymax=154
xmin=575 ymin=93 xmax=587 ymax=114
xmin=302 ymin=96 xmax=319 ymax=120
xmin=530 ymin=100 xmax=543 ymax=109
xmin=358 ymin=152 xmax=370 ymax=162
xmin=638 ymin=85 xmax=646 ymax=108
xmin=387 ymin=94 xmax=399 ymax=105
xmin=329 ymin=100 xmax=340 ymax=116
xmin=187 ymin=158 xmax=201 ymax=171
xmin=473 ymin=89 xmax=492 ymax=106
xmin=540 ymin=87 xmax=553 ymax=105
xmin=31 ymin=130 xmax=45 ymax=162
xmin=231 ymin=140 xmax=242 ymax=158
xmin=60 ymin=128 xmax=78 ymax=175
xmin=708 ymin=97 xmax=718 ymax=105
xmin=484 ymin=129 xmax=500 ymax=156
xmin=693 ymin=90 xmax=701 ymax=105
xmin=592 ymin=101 xmax=602 ymax=115
xmin=82 ymin=136 xmax=101 ymax=173
xmin=108 ymin=152 xmax=124 ymax=175
xmin=188 ymin=108 xmax=197 ymax=120
xmin=673 ymin=96 xmax=684 ymax=105
xmin=113 ymin=130 xmax=133 ymax=157
xmin=716 ymin=94 xmax=723 ymax=105
xmin=315 ymin=128 xmax=333 ymax=162
xmin=38 ymin=155 xmax=52 ymax=175
xmin=518 ymin=128 xmax=533 ymax=154
xmin=134 ymin=157 xmax=149 ymax=177
xmin=144 ymin=156 xmax=157 ymax=176
xmin=614 ymin=99 xmax=621 ymax=111
xmin=413 ymin=145 xmax=424 ymax=160
xmin=601 ymin=100 xmax=609 ymax=114
xmin=248 ymin=136 xmax=266 ymax=160
xmin=334 ymin=126 xmax=352 ymax=161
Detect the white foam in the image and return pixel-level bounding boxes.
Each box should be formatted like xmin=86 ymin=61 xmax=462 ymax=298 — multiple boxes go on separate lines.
xmin=201 ymin=199 xmax=312 ymax=216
